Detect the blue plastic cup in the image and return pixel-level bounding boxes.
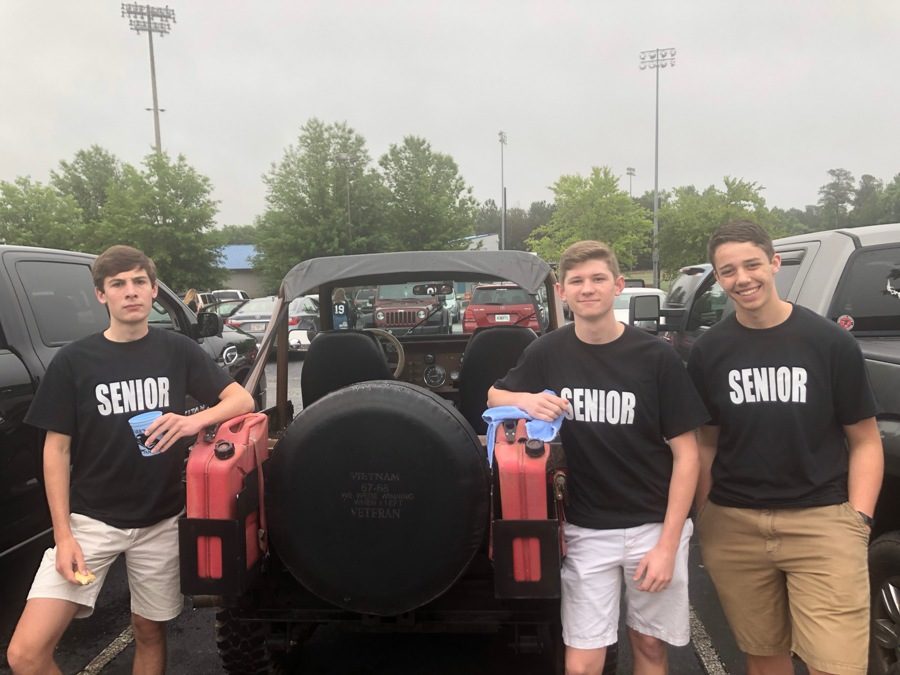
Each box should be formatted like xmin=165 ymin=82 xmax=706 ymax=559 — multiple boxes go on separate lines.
xmin=128 ymin=410 xmax=163 ymax=457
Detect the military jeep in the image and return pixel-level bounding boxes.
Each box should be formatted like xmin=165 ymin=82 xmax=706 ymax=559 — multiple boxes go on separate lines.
xmin=179 ymin=250 xmax=618 ymax=674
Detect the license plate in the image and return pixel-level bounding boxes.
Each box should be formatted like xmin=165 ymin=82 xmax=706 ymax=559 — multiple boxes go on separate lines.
xmin=245 ymin=322 xmax=266 ymax=332
xmin=494 ymin=314 xmax=510 ymax=322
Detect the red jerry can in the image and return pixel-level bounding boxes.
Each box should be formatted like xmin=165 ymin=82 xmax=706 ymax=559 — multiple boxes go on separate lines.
xmin=185 ymin=412 xmax=269 ymax=580
xmin=493 ymin=419 xmax=550 ymax=582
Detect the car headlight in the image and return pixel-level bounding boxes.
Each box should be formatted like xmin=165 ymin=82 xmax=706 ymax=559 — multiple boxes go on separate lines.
xmin=417 ymin=309 xmax=426 ymax=319
xmin=375 ymin=310 xmax=385 ymax=321
xmin=222 ymin=345 xmax=239 ymax=366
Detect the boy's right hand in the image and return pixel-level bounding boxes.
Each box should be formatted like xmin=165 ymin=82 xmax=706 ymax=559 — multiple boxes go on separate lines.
xmin=520 ymin=391 xmax=569 ymax=422
xmin=55 ymin=534 xmax=89 ymax=585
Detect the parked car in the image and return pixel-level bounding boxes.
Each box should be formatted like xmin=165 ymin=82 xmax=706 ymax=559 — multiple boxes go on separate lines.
xmin=178 ymin=250 xmax=619 ymax=674
xmin=462 ymin=283 xmax=543 ymax=334
xmin=211 ymin=288 xmax=250 ymax=302
xmin=203 ymin=298 xmax=248 ymax=319
xmin=226 ymin=295 xmax=319 ymax=353
xmin=373 ymin=281 xmax=451 ymax=335
xmin=613 ymin=287 xmax=667 ymax=326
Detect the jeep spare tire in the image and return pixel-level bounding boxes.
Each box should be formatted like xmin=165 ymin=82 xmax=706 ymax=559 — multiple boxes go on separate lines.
xmin=268 ymin=380 xmax=490 ymax=616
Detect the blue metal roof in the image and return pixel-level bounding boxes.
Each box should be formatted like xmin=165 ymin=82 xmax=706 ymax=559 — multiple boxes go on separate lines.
xmin=221 ymin=244 xmax=256 ymax=270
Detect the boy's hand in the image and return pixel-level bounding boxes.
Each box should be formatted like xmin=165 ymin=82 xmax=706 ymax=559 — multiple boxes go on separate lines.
xmin=144 ymin=413 xmax=205 ymax=453
xmin=633 ymin=543 xmax=676 ymax=593
xmin=55 ymin=535 xmax=88 ymax=585
xmin=520 ymin=392 xmax=569 ymax=422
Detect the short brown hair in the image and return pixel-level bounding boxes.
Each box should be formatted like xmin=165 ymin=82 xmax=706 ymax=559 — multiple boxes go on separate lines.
xmin=707 ymin=220 xmax=775 ymax=266
xmin=558 ymin=240 xmax=620 ymax=283
xmin=92 ymin=245 xmax=158 ymax=291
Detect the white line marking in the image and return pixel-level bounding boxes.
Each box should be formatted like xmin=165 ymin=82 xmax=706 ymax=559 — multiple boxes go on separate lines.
xmin=690 ymin=606 xmax=729 ymax=675
xmin=76 ymin=625 xmax=134 ymax=674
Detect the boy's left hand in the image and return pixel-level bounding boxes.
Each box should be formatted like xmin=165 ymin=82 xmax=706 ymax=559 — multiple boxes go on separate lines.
xmin=144 ymin=413 xmax=205 ymax=453
xmin=633 ymin=544 xmax=676 ymax=592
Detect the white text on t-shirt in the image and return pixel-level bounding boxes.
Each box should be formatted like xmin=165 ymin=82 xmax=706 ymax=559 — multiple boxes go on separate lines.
xmin=560 ymin=387 xmax=636 ymax=424
xmin=95 ymin=377 xmax=170 ymax=415
xmin=728 ymin=367 xmax=807 ymax=405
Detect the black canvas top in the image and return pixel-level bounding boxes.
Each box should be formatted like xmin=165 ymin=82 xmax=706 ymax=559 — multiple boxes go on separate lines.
xmin=279 ymin=250 xmax=553 ymax=301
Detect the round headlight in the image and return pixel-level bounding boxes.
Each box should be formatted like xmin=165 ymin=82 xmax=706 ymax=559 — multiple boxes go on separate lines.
xmin=417 ymin=310 xmax=426 ymax=319
xmin=375 ymin=310 xmax=385 ymax=321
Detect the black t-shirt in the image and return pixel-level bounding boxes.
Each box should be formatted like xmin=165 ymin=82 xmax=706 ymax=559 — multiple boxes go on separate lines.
xmin=687 ymin=305 xmax=877 ymax=509
xmin=25 ymin=328 xmax=233 ymax=528
xmin=495 ymin=323 xmax=709 ymax=529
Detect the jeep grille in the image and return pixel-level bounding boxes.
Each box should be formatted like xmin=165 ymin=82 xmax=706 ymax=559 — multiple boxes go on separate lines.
xmin=385 ymin=309 xmax=418 ymax=326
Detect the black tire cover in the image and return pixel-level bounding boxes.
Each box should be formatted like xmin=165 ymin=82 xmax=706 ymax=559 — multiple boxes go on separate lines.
xmin=267 ymin=380 xmax=490 ymax=616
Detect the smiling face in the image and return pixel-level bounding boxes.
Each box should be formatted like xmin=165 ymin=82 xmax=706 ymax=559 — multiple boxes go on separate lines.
xmin=712 ymin=241 xmax=782 ymax=317
xmin=557 ymin=257 xmax=625 ymax=322
xmin=95 ymin=265 xmax=159 ymax=328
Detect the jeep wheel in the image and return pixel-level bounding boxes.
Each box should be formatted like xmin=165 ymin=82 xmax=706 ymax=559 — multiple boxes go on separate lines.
xmin=215 ymin=609 xmax=277 ymax=674
xmin=869 ymin=532 xmax=900 ymax=674
xmin=268 ymin=380 xmax=490 ymax=616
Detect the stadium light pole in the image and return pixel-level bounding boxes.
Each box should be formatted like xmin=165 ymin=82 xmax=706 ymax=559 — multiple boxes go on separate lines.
xmin=626 ymin=167 xmax=636 ymax=198
xmin=122 ymin=3 xmax=176 ymax=154
xmin=499 ymin=131 xmax=507 ymax=250
xmin=639 ymin=47 xmax=675 ymax=289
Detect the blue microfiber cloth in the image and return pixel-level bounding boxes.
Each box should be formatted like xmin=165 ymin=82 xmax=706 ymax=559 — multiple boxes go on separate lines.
xmin=482 ymin=390 xmax=565 ymax=466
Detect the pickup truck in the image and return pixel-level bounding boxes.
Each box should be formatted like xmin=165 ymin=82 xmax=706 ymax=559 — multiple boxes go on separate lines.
xmin=655 ymin=222 xmax=900 ymax=674
xmin=0 ymin=244 xmax=263 ymax=563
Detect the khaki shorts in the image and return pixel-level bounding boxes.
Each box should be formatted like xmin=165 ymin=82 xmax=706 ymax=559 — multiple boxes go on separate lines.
xmin=561 ymin=520 xmax=693 ymax=649
xmin=28 ymin=512 xmax=184 ymax=621
xmin=697 ymin=501 xmax=869 ymax=675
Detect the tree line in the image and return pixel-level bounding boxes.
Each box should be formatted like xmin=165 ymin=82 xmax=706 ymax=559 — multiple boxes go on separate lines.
xmin=3 ymin=117 xmax=898 ymax=291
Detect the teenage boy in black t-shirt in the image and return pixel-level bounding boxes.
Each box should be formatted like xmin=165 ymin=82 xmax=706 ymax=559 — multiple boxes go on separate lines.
xmin=688 ymin=220 xmax=883 ymax=675
xmin=488 ymin=241 xmax=708 ymax=675
xmin=6 ymin=245 xmax=255 ymax=675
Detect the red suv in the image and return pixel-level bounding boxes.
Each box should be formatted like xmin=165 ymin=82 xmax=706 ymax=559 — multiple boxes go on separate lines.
xmin=462 ymin=283 xmax=542 ymax=333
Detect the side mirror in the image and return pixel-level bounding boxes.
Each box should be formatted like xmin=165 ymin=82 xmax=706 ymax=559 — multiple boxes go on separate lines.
xmin=629 ymin=295 xmax=660 ymax=333
xmin=194 ymin=311 xmax=224 ymax=338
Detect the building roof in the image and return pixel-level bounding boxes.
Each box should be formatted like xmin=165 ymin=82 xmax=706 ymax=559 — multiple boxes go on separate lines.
xmin=221 ymin=244 xmax=256 ymax=270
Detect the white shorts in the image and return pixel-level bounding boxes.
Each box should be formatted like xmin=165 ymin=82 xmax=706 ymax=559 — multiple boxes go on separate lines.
xmin=27 ymin=511 xmax=184 ymax=621
xmin=561 ymin=519 xmax=693 ymax=649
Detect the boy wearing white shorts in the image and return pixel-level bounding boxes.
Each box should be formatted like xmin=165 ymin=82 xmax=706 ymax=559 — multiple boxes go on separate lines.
xmin=6 ymin=245 xmax=254 ymax=675
xmin=489 ymin=241 xmax=708 ymax=675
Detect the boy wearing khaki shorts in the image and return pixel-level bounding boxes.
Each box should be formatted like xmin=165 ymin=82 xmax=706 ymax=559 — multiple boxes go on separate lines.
xmin=688 ymin=221 xmax=883 ymax=675
xmin=6 ymin=246 xmax=254 ymax=675
xmin=489 ymin=241 xmax=708 ymax=675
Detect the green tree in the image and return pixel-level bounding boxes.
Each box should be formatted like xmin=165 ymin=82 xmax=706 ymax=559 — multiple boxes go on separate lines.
xmin=527 ymin=167 xmax=650 ymax=269
xmin=94 ymin=152 xmax=225 ymax=290
xmin=0 ymin=177 xmax=84 ymax=250
xmin=50 ymin=145 xmax=122 ymax=225
xmin=255 ymin=119 xmax=389 ymax=291
xmin=209 ymin=224 xmax=258 ymax=247
xmin=475 ymin=199 xmax=500 ymax=235
xmin=657 ymin=177 xmax=778 ymax=278
xmin=379 ymin=135 xmax=476 ymax=251
xmin=850 ymin=174 xmax=885 ymax=227
xmin=507 ymin=201 xmax=554 ymax=251
xmin=881 ymin=174 xmax=900 ymax=224
xmin=818 ymin=168 xmax=855 ymax=228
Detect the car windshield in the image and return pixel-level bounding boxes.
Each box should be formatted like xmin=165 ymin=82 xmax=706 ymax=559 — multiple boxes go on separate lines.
xmin=471 ymin=287 xmax=531 ymax=305
xmin=235 ymin=297 xmax=275 ymax=315
xmin=378 ymin=283 xmax=437 ymax=300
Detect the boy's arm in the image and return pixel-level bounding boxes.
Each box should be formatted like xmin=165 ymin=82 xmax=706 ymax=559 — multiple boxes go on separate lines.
xmin=694 ymin=424 xmax=720 ymax=511
xmin=844 ymin=416 xmax=883 ymax=520
xmin=487 ymin=386 xmax=568 ymax=422
xmin=143 ymin=382 xmax=255 ymax=454
xmin=633 ymin=429 xmax=700 ymax=592
xmin=44 ymin=431 xmax=86 ymax=583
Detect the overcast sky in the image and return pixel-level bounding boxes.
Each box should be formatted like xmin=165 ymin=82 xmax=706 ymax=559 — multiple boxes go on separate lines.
xmin=2 ymin=1 xmax=899 ymax=227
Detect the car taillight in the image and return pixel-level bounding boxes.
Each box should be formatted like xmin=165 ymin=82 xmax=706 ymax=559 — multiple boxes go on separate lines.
xmin=225 ymin=319 xmax=237 ymax=328
xmin=288 ymin=316 xmax=299 ymax=326
xmin=463 ymin=308 xmax=475 ymax=333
